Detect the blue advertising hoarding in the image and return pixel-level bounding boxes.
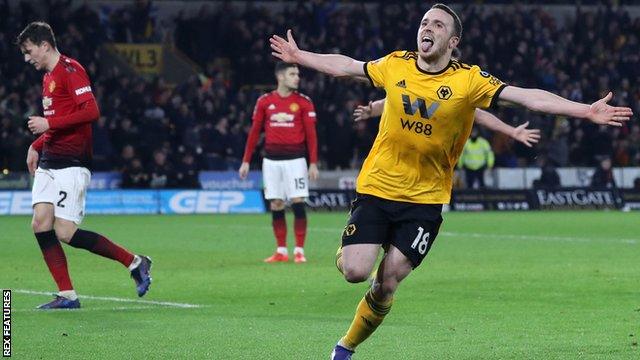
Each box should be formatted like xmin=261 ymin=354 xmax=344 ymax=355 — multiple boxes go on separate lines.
xmin=87 ymin=191 xmax=158 ymax=214
xmin=0 ymin=190 xmax=265 ymax=215
xmin=160 ymin=190 xmax=265 ymax=214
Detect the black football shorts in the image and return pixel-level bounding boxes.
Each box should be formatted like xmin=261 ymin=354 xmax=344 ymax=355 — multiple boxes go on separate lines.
xmin=341 ymin=193 xmax=443 ymax=268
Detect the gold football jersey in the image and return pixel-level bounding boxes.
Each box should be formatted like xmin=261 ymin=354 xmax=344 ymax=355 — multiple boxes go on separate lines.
xmin=360 ymin=51 xmax=506 ymax=203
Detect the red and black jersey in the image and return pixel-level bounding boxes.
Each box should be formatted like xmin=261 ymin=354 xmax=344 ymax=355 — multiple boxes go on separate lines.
xmin=31 ymin=54 xmax=99 ymax=169
xmin=242 ymin=90 xmax=318 ymax=163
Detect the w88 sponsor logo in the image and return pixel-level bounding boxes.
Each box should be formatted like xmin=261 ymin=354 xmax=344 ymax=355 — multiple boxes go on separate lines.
xmin=400 ymin=118 xmax=432 ymax=136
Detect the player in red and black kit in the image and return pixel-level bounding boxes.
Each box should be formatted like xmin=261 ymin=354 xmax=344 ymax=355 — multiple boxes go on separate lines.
xmin=17 ymin=22 xmax=152 ymax=309
xmin=239 ymin=62 xmax=319 ymax=263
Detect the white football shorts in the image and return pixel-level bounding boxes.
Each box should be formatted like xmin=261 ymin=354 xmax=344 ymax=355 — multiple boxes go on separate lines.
xmin=32 ymin=167 xmax=91 ymax=224
xmin=262 ymin=157 xmax=309 ymax=200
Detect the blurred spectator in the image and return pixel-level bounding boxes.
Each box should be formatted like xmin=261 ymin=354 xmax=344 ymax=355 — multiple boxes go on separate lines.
xmin=634 ymin=177 xmax=640 ymax=191
xmin=533 ymin=158 xmax=561 ymax=189
xmin=122 ymin=158 xmax=149 ymax=188
xmin=325 ymin=111 xmax=354 ymax=170
xmin=547 ymin=119 xmax=570 ymax=167
xmin=115 ymin=144 xmax=136 ymax=171
xmin=590 ymin=125 xmax=614 ymax=162
xmin=1 ymin=116 xmax=31 ymax=171
xmin=627 ymin=125 xmax=640 ymax=166
xmin=149 ymin=149 xmax=174 ymax=188
xmin=352 ymin=120 xmax=376 ymax=168
xmin=458 ymin=128 xmax=494 ymax=189
xmin=92 ymin=116 xmax=114 ymax=171
xmin=591 ymin=158 xmax=617 ymax=188
xmin=491 ymin=130 xmax=518 ymax=168
xmin=201 ymin=118 xmax=232 ymax=170
xmin=568 ymin=128 xmax=589 ymax=166
xmin=175 ymin=152 xmax=200 ymax=188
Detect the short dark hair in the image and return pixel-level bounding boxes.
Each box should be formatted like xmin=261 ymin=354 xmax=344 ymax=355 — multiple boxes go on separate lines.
xmin=275 ymin=62 xmax=297 ymax=74
xmin=16 ymin=21 xmax=57 ymax=48
xmin=431 ymin=3 xmax=462 ymax=39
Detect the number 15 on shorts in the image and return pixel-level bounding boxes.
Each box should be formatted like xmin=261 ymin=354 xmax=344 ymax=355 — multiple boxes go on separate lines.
xmin=294 ymin=177 xmax=306 ymax=190
xmin=411 ymin=226 xmax=430 ymax=255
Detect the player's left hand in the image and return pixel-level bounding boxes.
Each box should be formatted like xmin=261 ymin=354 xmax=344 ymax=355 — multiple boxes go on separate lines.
xmin=270 ymin=29 xmax=300 ymax=63
xmin=27 ymin=116 xmax=50 ymax=135
xmin=353 ymin=101 xmax=373 ymax=122
xmin=586 ymin=92 xmax=633 ymax=126
xmin=308 ymin=163 xmax=319 ymax=181
xmin=512 ymin=121 xmax=541 ymax=147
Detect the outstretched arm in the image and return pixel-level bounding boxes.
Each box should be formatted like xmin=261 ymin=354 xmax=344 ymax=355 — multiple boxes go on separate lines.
xmin=499 ymin=87 xmax=633 ymax=126
xmin=354 ymin=98 xmax=541 ymax=147
xmin=270 ymin=29 xmax=366 ymax=79
xmin=474 ymin=109 xmax=540 ymax=147
xmin=353 ymin=99 xmax=385 ymax=121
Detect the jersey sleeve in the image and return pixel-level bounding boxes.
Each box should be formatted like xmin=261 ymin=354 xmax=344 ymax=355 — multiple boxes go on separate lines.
xmin=31 ymin=134 xmax=45 ymax=152
xmin=242 ymin=96 xmax=267 ymax=163
xmin=64 ymin=63 xmax=95 ymax=105
xmin=363 ymin=52 xmax=397 ymax=88
xmin=47 ymin=98 xmax=100 ymax=129
xmin=467 ymin=66 xmax=507 ymax=109
xmin=302 ymin=99 xmax=318 ymax=163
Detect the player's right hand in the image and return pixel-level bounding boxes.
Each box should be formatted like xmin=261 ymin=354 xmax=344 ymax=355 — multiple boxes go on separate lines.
xmin=353 ymin=101 xmax=373 ymax=122
xmin=238 ymin=162 xmax=250 ymax=180
xmin=26 ymin=145 xmax=38 ymax=175
xmin=270 ymin=29 xmax=300 ymax=63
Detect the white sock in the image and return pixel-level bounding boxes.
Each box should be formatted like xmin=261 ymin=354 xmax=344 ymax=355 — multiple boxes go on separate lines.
xmin=294 ymin=247 xmax=304 ymax=255
xmin=58 ymin=290 xmax=78 ymax=301
xmin=276 ymin=247 xmax=288 ymax=255
xmin=128 ymin=255 xmax=141 ymax=271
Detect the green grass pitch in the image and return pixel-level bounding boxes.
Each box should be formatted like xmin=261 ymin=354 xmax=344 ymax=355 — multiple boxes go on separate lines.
xmin=1 ymin=211 xmax=638 ymax=359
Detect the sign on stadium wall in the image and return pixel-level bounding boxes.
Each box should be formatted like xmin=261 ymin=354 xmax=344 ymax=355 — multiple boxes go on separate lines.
xmin=199 ymin=171 xmax=262 ymax=190
xmin=533 ymin=188 xmax=622 ymax=210
xmin=160 ymin=190 xmax=264 ymax=214
xmin=450 ymin=188 xmax=625 ymax=211
xmin=621 ymin=190 xmax=640 ymax=210
xmin=111 ymin=43 xmax=164 ymax=74
xmin=451 ymin=190 xmax=533 ymax=211
xmin=260 ymin=190 xmax=356 ymax=211
xmin=0 ymin=190 xmax=265 ymax=215
xmin=305 ymin=190 xmax=356 ymax=210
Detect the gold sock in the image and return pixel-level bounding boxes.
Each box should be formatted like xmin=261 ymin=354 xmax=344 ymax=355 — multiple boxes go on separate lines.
xmin=335 ymin=246 xmax=344 ymax=274
xmin=340 ymin=289 xmax=393 ymax=350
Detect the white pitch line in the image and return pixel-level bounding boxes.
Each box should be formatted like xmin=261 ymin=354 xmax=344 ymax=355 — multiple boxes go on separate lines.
xmin=307 ymin=226 xmax=638 ymax=244
xmin=13 ymin=289 xmax=204 ymax=308
xmin=439 ymin=231 xmax=638 ymax=244
xmin=12 ymin=305 xmax=158 ymax=313
xmin=201 ymin=223 xmax=639 ymax=244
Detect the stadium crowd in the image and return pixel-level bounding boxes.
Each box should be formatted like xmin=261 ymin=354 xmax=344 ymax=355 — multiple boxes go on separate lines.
xmin=1 ymin=1 xmax=639 ymax=188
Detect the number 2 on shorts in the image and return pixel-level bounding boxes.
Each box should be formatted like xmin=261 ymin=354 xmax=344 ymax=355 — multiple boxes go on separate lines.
xmin=57 ymin=191 xmax=67 ymax=208
xmin=411 ymin=226 xmax=430 ymax=255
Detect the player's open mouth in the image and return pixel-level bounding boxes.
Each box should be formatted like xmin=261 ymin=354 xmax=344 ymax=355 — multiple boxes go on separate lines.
xmin=420 ymin=36 xmax=434 ymax=52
